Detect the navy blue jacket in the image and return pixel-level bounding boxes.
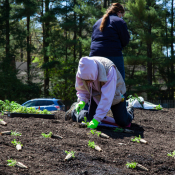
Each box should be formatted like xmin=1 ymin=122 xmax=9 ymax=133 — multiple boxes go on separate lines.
xmin=89 ymin=14 xmax=130 ymax=57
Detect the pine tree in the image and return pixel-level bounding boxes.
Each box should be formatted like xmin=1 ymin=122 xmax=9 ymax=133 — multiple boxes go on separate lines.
xmin=125 ymin=0 xmax=167 ymax=99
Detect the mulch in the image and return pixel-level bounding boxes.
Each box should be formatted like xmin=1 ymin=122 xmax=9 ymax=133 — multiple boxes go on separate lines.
xmin=0 ymin=108 xmax=175 ymax=175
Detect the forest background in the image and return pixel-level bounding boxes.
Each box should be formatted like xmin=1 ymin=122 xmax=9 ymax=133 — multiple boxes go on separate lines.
xmin=0 ymin=0 xmax=174 ymax=109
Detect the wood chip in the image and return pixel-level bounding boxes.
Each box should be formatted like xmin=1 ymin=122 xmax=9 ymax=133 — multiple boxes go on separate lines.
xmin=0 ymin=131 xmax=11 ymax=135
xmin=136 ymin=163 xmax=149 ymax=171
xmin=16 ymin=144 xmax=22 ymax=151
xmin=16 ymin=162 xmax=28 ymax=169
xmin=140 ymin=139 xmax=148 ymax=144
xmin=0 ymin=120 xmax=7 ymax=126
xmin=100 ymin=133 xmax=109 ymax=139
xmin=51 ymin=134 xmax=63 ymax=139
xmin=64 ymin=153 xmax=73 ymax=161
xmin=118 ymin=143 xmax=126 ymax=145
xmin=94 ymin=145 xmax=102 ymax=152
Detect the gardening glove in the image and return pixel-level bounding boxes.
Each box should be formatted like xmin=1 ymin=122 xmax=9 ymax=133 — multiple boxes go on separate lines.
xmin=87 ymin=118 xmax=99 ymax=129
xmin=75 ymin=101 xmax=86 ymax=114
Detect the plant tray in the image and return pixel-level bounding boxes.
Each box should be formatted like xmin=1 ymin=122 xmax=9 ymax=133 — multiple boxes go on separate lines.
xmin=8 ymin=113 xmax=55 ymax=119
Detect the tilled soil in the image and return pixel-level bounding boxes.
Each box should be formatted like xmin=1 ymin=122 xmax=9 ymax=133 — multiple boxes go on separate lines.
xmin=0 ymin=108 xmax=175 ymax=175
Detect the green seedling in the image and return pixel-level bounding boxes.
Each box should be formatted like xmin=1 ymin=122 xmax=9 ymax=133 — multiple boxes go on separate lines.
xmin=13 ymin=106 xmax=51 ymax=114
xmin=167 ymin=151 xmax=175 ymax=157
xmin=96 ymin=131 xmax=101 ymax=137
xmin=82 ymin=117 xmax=89 ymax=126
xmin=90 ymin=130 xmax=96 ymax=135
xmin=126 ymin=162 xmax=137 ymax=169
xmin=41 ymin=132 xmax=52 ymax=138
xmin=88 ymin=140 xmax=96 ymax=149
xmin=65 ymin=150 xmax=76 ymax=158
xmin=11 ymin=131 xmax=22 ymax=136
xmin=154 ymin=104 xmax=163 ymax=110
xmin=0 ymin=119 xmax=3 ymax=121
xmin=89 ymin=130 xmax=101 ymax=137
xmin=11 ymin=139 xmax=23 ymax=147
xmin=131 ymin=135 xmax=141 ymax=143
xmin=7 ymin=159 xmax=17 ymax=167
xmin=113 ymin=127 xmax=124 ymax=132
xmin=0 ymin=100 xmax=21 ymax=114
xmin=128 ymin=94 xmax=144 ymax=108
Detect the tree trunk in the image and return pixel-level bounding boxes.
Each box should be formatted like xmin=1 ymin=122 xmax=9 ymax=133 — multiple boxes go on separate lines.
xmin=5 ymin=0 xmax=9 ymax=59
xmin=21 ymin=47 xmax=23 ymax=62
xmin=79 ymin=15 xmax=82 ymax=59
xmin=43 ymin=0 xmax=50 ymax=97
xmin=73 ymin=0 xmax=77 ymax=67
xmin=147 ymin=42 xmax=152 ymax=86
xmin=170 ymin=0 xmax=174 ymax=100
xmin=64 ymin=0 xmax=68 ymax=110
xmin=27 ymin=16 xmax=31 ymax=82
xmin=103 ymin=0 xmax=107 ymax=8
xmin=146 ymin=2 xmax=152 ymax=88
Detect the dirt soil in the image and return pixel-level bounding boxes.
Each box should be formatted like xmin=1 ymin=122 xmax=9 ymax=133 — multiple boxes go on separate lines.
xmin=1 ymin=108 xmax=175 ymax=175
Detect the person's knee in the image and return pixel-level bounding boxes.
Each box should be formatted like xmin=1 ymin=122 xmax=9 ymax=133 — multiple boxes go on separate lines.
xmin=116 ymin=116 xmax=132 ymax=127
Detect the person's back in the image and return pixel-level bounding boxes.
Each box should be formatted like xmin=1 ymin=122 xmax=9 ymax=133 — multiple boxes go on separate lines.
xmin=90 ymin=14 xmax=129 ymax=57
xmin=89 ymin=3 xmax=130 ymax=80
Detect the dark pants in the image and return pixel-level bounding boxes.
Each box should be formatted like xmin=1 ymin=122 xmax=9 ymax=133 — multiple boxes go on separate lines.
xmin=87 ymin=98 xmax=133 ymax=127
xmin=107 ymin=56 xmax=127 ymax=99
xmin=106 ymin=56 xmax=125 ymax=81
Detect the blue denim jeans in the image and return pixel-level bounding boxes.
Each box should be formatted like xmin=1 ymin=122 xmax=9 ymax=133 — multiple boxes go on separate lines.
xmin=106 ymin=56 xmax=125 ymax=81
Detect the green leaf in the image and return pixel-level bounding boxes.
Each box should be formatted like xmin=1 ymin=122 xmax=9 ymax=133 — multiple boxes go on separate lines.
xmin=7 ymin=159 xmax=17 ymax=167
xmin=113 ymin=127 xmax=124 ymax=132
xmin=88 ymin=140 xmax=95 ymax=149
xmin=11 ymin=131 xmax=22 ymax=136
xmin=131 ymin=135 xmax=141 ymax=143
xmin=167 ymin=151 xmax=175 ymax=157
xmin=11 ymin=139 xmax=23 ymax=146
xmin=126 ymin=162 xmax=137 ymax=169
xmin=41 ymin=132 xmax=52 ymax=138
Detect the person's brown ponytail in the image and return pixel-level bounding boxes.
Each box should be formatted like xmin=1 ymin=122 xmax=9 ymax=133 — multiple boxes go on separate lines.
xmin=99 ymin=3 xmax=125 ymax=32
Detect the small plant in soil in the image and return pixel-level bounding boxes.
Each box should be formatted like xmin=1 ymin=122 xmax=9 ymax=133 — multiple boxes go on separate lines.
xmin=128 ymin=94 xmax=144 ymax=108
xmin=0 ymin=119 xmax=3 ymax=121
xmin=131 ymin=135 xmax=141 ymax=143
xmin=82 ymin=117 xmax=89 ymax=126
xmin=88 ymin=140 xmax=96 ymax=148
xmin=7 ymin=159 xmax=17 ymax=167
xmin=64 ymin=150 xmax=76 ymax=161
xmin=167 ymin=151 xmax=175 ymax=157
xmin=7 ymin=159 xmax=28 ymax=168
xmin=88 ymin=140 xmax=102 ymax=151
xmin=89 ymin=130 xmax=101 ymax=137
xmin=65 ymin=151 xmax=76 ymax=158
xmin=126 ymin=162 xmax=137 ymax=169
xmin=11 ymin=131 xmax=22 ymax=136
xmin=113 ymin=127 xmax=124 ymax=132
xmin=11 ymin=139 xmax=23 ymax=147
xmin=41 ymin=132 xmax=52 ymax=138
xmin=90 ymin=130 xmax=96 ymax=135
xmin=154 ymin=104 xmax=163 ymax=110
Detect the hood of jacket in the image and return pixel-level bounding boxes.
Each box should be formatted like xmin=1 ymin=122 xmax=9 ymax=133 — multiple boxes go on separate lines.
xmin=77 ymin=57 xmax=98 ymax=81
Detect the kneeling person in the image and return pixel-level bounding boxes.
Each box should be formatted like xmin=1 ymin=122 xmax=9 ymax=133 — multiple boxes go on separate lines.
xmin=68 ymin=56 xmax=134 ymax=129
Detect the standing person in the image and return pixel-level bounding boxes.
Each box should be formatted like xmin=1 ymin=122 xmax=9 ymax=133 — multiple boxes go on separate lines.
xmin=67 ymin=56 xmax=134 ymax=129
xmin=89 ymin=3 xmax=130 ymax=81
